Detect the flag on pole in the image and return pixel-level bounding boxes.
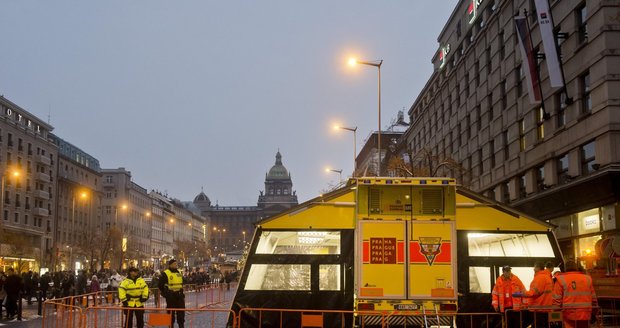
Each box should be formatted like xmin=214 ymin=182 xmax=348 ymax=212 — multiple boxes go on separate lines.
xmin=514 ymin=15 xmax=542 ymax=104
xmin=534 ymin=0 xmax=564 ymax=88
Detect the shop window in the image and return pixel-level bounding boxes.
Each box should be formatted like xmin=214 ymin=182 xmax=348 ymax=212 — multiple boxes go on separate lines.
xmin=467 ymin=233 xmax=555 ymax=257
xmin=577 ymin=235 xmax=602 ymax=258
xmin=581 ymin=141 xmax=596 ymax=174
xmin=319 ymin=265 xmax=341 ymax=291
xmin=577 ymin=208 xmax=600 ymax=235
xmin=245 ymin=264 xmax=311 ymax=291
xmin=256 ymin=231 xmax=341 ymax=255
xmin=469 ymin=267 xmax=491 ymax=293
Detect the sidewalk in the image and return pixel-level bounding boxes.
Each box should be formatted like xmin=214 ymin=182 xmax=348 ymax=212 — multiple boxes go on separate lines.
xmin=0 ymin=301 xmax=42 ymax=327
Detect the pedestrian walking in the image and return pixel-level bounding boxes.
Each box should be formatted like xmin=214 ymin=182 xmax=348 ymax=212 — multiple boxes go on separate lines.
xmin=552 ymin=260 xmax=598 ymax=328
xmin=513 ymin=262 xmax=553 ymax=328
xmin=4 ymin=268 xmax=23 ymax=320
xmin=159 ymin=259 xmax=185 ymax=328
xmin=90 ymin=275 xmax=101 ymax=305
xmin=39 ymin=272 xmax=51 ymax=301
xmin=492 ymin=265 xmax=527 ymax=328
xmin=119 ymin=268 xmax=149 ymax=328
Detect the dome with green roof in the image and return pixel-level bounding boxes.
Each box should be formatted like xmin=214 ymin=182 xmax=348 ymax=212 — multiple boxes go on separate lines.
xmin=267 ymin=151 xmax=290 ymax=180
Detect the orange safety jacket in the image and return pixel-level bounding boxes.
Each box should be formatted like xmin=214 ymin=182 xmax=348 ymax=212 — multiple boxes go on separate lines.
xmin=552 ymin=271 xmax=597 ymax=321
xmin=492 ymin=274 xmax=527 ymax=312
xmin=525 ymin=269 xmax=553 ymax=311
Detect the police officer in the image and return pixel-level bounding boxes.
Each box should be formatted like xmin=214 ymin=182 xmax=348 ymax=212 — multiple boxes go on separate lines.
xmin=159 ymin=259 xmax=185 ymax=328
xmin=119 ymin=267 xmax=149 ymax=328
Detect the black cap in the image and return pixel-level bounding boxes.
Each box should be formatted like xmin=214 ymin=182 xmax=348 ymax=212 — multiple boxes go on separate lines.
xmin=168 ymin=259 xmax=177 ymax=265
xmin=128 ymin=267 xmax=139 ymax=273
xmin=502 ymin=265 xmax=512 ymax=271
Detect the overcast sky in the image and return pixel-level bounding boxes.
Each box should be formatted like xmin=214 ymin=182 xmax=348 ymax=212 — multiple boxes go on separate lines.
xmin=1 ymin=1 xmax=458 ymax=205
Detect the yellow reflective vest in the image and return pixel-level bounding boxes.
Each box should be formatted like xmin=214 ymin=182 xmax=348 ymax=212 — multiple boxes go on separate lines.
xmin=164 ymin=269 xmax=184 ymax=292
xmin=118 ymin=277 xmax=149 ymax=307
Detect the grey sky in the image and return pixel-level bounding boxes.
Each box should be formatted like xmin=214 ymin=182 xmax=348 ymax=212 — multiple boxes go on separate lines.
xmin=1 ymin=1 xmax=458 ymax=205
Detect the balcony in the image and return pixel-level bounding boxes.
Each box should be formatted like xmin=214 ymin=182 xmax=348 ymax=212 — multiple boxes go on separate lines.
xmin=33 ymin=190 xmax=50 ymax=200
xmin=36 ymin=155 xmax=51 ymax=166
xmin=36 ymin=172 xmax=51 ymax=182
xmin=32 ymin=207 xmax=49 ymax=217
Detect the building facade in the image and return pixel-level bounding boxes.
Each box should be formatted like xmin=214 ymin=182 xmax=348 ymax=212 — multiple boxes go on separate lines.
xmin=50 ymin=134 xmax=102 ymax=272
xmin=0 ymin=96 xmax=57 ymax=272
xmin=193 ymin=151 xmax=299 ymax=254
xmin=404 ymin=0 xmax=619 ymax=262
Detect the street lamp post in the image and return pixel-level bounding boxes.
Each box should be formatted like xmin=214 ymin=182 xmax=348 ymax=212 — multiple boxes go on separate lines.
xmin=325 ymin=168 xmax=343 ymax=183
xmin=349 ymin=58 xmax=383 ymax=175
xmin=335 ymin=125 xmax=358 ymax=175
xmin=116 ymin=204 xmax=128 ymax=272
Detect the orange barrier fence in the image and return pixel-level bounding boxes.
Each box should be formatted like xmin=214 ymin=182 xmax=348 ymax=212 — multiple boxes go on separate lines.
xmin=42 ymin=298 xmax=86 ymax=328
xmin=81 ymin=306 xmax=236 ymax=328
xmin=505 ymin=306 xmax=604 ymax=328
xmin=237 ymin=308 xmax=387 ymax=328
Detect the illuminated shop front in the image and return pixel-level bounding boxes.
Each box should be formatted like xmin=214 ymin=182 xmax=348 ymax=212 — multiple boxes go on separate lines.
xmin=549 ymin=205 xmax=617 ymax=268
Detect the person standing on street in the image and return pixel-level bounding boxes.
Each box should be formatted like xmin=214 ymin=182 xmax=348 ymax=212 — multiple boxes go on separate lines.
xmin=513 ymin=262 xmax=554 ymax=328
xmin=119 ymin=267 xmax=149 ymax=328
xmin=159 ymin=259 xmax=185 ymax=328
xmin=492 ymin=265 xmax=527 ymax=328
xmin=552 ymin=260 xmax=598 ymax=328
xmin=4 ymin=268 xmax=23 ymax=320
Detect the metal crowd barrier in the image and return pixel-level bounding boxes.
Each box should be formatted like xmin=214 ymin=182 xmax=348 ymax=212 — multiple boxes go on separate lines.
xmin=81 ymin=306 xmax=236 ymax=328
xmin=505 ymin=306 xmax=604 ymax=328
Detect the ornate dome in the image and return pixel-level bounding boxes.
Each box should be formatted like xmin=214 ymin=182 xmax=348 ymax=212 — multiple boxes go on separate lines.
xmin=267 ymin=151 xmax=290 ymax=180
xmin=193 ymin=190 xmax=211 ymax=205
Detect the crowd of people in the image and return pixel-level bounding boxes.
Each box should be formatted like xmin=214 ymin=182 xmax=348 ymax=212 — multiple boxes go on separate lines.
xmin=0 ymin=264 xmax=238 ymax=321
xmin=492 ymin=260 xmax=598 ymax=328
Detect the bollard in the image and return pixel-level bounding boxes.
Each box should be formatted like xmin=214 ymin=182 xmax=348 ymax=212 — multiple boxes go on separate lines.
xmin=37 ymin=290 xmax=42 ymax=316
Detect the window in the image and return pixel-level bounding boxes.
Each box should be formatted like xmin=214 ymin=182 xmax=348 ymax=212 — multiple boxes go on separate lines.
xmin=581 ymin=141 xmax=596 ymax=175
xmin=474 ymin=61 xmax=480 ymax=86
xmin=581 ymin=72 xmax=592 ymax=113
xmin=536 ymin=107 xmax=545 ymax=140
xmin=486 ymin=47 xmax=492 ymax=75
xmin=465 ymin=116 xmax=470 ymax=140
xmin=456 ymin=84 xmax=461 ymax=107
xmin=499 ymin=30 xmax=505 ymax=60
xmin=476 ymin=106 xmax=482 ymax=130
xmin=503 ymin=130 xmax=510 ymax=160
xmin=104 ymin=176 xmax=113 ymax=183
xmin=556 ymin=92 xmax=567 ymax=127
xmin=557 ymin=154 xmax=569 ymax=184
xmin=530 ymin=0 xmax=538 ymax=24
xmin=500 ymin=80 xmax=507 ymax=110
xmin=518 ymin=174 xmax=527 ymax=198
xmin=502 ymin=181 xmax=511 ymax=203
xmin=464 ymin=73 xmax=470 ymax=97
xmin=256 ymin=231 xmax=341 ymax=255
xmin=519 ymin=119 xmax=526 ymax=151
xmin=478 ymin=149 xmax=483 ymax=175
xmin=490 ymin=140 xmax=496 ymax=168
xmin=469 ymin=267 xmax=491 ymax=293
xmin=536 ymin=165 xmax=546 ymax=191
xmin=577 ymin=3 xmax=588 ymax=43
xmin=245 ymin=264 xmax=311 ymax=291
xmin=467 ymin=233 xmax=555 ymax=257
xmin=515 ymin=65 xmax=523 ymax=97
xmin=488 ymin=93 xmax=494 ymax=122
xmin=319 ymin=265 xmax=341 ymax=291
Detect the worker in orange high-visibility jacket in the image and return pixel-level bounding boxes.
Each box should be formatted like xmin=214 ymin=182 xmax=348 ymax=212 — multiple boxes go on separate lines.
xmin=552 ymin=260 xmax=598 ymax=328
xmin=492 ymin=265 xmax=528 ymax=328
xmin=513 ymin=262 xmax=554 ymax=328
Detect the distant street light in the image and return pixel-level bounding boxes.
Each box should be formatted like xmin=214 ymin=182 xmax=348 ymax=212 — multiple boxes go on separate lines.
xmin=334 ymin=125 xmax=358 ymax=175
xmin=348 ymin=57 xmax=383 ymax=175
xmin=325 ymin=168 xmax=343 ymax=183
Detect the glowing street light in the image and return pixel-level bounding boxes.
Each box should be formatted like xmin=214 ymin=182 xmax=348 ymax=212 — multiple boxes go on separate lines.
xmin=348 ymin=57 xmax=383 ymax=175
xmin=334 ymin=124 xmax=358 ymax=175
xmin=325 ymin=168 xmax=343 ymax=183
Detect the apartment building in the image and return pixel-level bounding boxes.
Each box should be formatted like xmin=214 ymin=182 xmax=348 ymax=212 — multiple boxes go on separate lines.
xmin=405 ymin=0 xmax=619 ymax=261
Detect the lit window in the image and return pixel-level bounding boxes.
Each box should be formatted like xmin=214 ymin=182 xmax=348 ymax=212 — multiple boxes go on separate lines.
xmin=469 ymin=267 xmax=491 ymax=293
xmin=256 ymin=231 xmax=341 ymax=255
xmin=319 ymin=265 xmax=341 ymax=291
xmin=519 ymin=119 xmax=526 ymax=151
xmin=536 ymin=107 xmax=545 ymax=140
xmin=245 ymin=264 xmax=311 ymax=291
xmin=467 ymin=233 xmax=555 ymax=257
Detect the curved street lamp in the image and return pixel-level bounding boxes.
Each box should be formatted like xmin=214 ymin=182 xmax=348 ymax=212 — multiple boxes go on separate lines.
xmin=349 ymin=58 xmax=383 ymax=175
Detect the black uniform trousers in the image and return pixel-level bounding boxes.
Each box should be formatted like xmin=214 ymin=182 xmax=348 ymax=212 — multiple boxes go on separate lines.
xmin=123 ymin=305 xmax=144 ymax=328
xmin=166 ymin=291 xmax=185 ymax=328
